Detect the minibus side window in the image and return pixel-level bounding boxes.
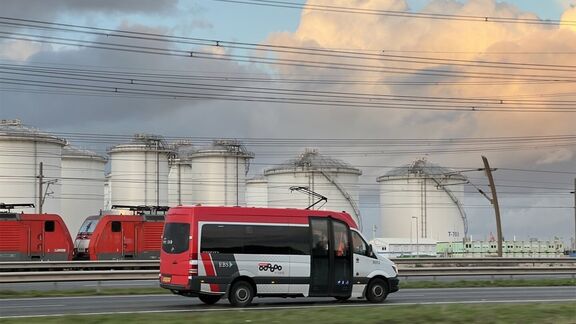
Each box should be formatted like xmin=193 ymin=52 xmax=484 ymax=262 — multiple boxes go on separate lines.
xmin=289 ymin=226 xmax=310 ymax=255
xmin=352 ymin=231 xmax=369 ymax=257
xmin=201 ymin=224 xmax=311 ymax=255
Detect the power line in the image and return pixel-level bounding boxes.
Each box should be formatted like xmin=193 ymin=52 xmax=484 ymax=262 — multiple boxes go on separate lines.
xmin=212 ymin=0 xmax=576 ymax=27
xmin=1 ymin=17 xmax=576 ymax=79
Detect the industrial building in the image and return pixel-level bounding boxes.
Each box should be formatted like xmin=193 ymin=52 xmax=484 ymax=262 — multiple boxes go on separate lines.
xmin=437 ymin=239 xmax=566 ymax=258
xmin=0 ymin=119 xmax=66 ymax=215
xmin=377 ymin=158 xmax=468 ymax=243
xmin=264 ymin=149 xmax=362 ymax=228
xmin=167 ymin=140 xmax=195 ymax=206
xmin=107 ymin=134 xmax=172 ymax=207
xmin=245 ymin=175 xmax=268 ymax=207
xmin=0 ymin=120 xmax=569 ymax=257
xmin=61 ymin=145 xmax=107 ymax=234
xmin=184 ymin=140 xmax=253 ymax=207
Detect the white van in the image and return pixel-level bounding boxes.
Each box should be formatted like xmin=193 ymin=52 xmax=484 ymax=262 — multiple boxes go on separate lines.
xmin=160 ymin=206 xmax=399 ymax=307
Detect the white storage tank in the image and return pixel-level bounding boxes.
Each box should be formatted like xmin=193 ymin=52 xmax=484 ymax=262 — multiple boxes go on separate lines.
xmin=60 ymin=145 xmax=107 ymax=235
xmin=188 ymin=140 xmax=254 ymax=206
xmin=264 ymin=149 xmax=362 ymax=227
xmin=0 ymin=119 xmax=66 ymax=214
xmin=377 ymin=158 xmax=468 ymax=242
xmin=246 ymin=175 xmax=268 ymax=207
xmin=108 ymin=134 xmax=172 ymax=207
xmin=168 ymin=141 xmax=195 ymax=206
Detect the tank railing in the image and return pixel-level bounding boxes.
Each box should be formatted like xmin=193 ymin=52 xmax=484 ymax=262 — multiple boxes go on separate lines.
xmin=319 ymin=170 xmax=362 ymax=230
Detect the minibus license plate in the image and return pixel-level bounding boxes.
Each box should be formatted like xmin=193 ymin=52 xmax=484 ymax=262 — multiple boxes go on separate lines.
xmin=162 ymin=276 xmax=171 ymax=283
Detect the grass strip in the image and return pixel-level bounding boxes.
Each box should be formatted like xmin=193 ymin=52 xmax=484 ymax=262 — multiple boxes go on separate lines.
xmin=0 ymin=278 xmax=573 ymax=299
xmin=0 ymin=302 xmax=575 ymax=323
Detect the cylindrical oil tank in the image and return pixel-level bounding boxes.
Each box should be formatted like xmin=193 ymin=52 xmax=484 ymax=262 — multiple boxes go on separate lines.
xmin=108 ymin=134 xmax=172 ymax=207
xmin=377 ymin=159 xmax=467 ymax=242
xmin=60 ymin=145 xmax=107 ymax=234
xmin=188 ymin=140 xmax=254 ymax=206
xmin=246 ymin=175 xmax=268 ymax=207
xmin=168 ymin=141 xmax=195 ymax=206
xmin=264 ymin=149 xmax=362 ymax=227
xmin=0 ymin=119 xmax=66 ymax=214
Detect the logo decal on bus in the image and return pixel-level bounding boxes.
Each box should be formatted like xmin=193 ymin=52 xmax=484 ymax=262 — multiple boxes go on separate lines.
xmin=218 ymin=261 xmax=234 ymax=268
xmin=258 ymin=263 xmax=283 ymax=272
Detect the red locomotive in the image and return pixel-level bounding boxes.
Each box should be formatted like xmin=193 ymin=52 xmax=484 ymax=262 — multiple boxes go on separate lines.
xmin=73 ymin=205 xmax=167 ymax=260
xmin=0 ymin=203 xmax=73 ymax=261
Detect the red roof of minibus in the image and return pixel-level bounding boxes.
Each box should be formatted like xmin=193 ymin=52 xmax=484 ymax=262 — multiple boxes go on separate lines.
xmin=166 ymin=206 xmax=358 ymax=229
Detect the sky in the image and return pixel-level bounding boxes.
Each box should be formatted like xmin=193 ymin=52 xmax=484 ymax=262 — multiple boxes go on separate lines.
xmin=1 ymin=0 xmax=575 ymax=244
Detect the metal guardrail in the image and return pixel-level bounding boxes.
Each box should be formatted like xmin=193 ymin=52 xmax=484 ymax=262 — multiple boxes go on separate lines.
xmin=0 ymin=270 xmax=158 ymax=283
xmin=392 ymin=257 xmax=576 ymax=263
xmin=0 ymin=267 xmax=574 ymax=283
xmin=393 ymin=257 xmax=576 ymax=268
xmin=0 ymin=260 xmax=160 ymax=271
xmin=0 ymin=258 xmax=575 ymax=283
xmin=398 ymin=267 xmax=576 ymax=277
xmin=1 ymin=258 xmax=575 ymax=272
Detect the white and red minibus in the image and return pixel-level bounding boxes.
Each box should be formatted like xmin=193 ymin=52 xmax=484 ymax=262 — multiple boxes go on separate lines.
xmin=159 ymin=206 xmax=399 ymax=307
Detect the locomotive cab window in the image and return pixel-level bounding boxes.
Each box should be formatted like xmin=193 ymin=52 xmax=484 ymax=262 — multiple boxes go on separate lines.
xmin=44 ymin=220 xmax=55 ymax=232
xmin=111 ymin=221 xmax=121 ymax=232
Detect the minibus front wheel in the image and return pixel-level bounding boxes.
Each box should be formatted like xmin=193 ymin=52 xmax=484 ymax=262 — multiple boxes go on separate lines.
xmin=228 ymin=280 xmax=255 ymax=307
xmin=366 ymin=278 xmax=389 ymax=303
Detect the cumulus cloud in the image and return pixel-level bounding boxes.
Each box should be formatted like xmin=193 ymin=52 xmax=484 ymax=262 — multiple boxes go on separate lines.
xmin=265 ymin=0 xmax=576 ymax=163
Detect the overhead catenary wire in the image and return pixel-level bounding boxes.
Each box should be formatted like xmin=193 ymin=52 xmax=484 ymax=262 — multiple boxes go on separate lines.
xmin=211 ymin=0 xmax=576 ymax=27
xmin=2 ymin=18 xmax=576 ymax=112
xmin=1 ymin=17 xmax=576 ymax=77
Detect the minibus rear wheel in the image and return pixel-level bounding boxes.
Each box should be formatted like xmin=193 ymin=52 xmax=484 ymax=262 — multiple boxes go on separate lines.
xmin=228 ymin=280 xmax=254 ymax=307
xmin=366 ymin=278 xmax=388 ymax=303
xmin=198 ymin=294 xmax=221 ymax=305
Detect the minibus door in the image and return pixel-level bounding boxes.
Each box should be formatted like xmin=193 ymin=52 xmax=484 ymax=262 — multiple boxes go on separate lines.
xmin=309 ymin=218 xmax=353 ymax=297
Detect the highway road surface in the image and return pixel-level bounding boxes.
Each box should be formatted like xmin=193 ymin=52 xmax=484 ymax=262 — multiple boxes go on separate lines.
xmin=0 ymin=286 xmax=575 ymax=318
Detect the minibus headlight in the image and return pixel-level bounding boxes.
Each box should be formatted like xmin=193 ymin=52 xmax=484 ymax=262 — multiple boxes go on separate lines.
xmin=392 ymin=264 xmax=398 ymax=275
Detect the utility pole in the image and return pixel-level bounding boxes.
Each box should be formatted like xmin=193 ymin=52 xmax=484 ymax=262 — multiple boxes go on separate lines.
xmin=571 ymin=178 xmax=576 ymax=251
xmin=412 ymin=216 xmax=419 ymax=257
xmin=482 ymin=156 xmax=503 ymax=257
xmin=38 ymin=162 xmax=43 ymax=214
xmin=156 ymin=140 xmax=160 ymax=208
